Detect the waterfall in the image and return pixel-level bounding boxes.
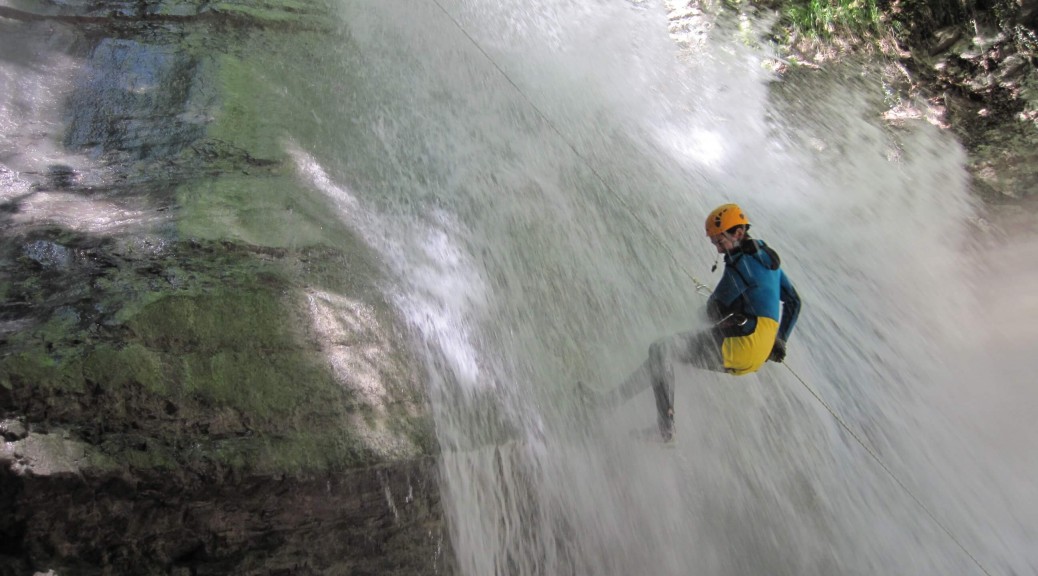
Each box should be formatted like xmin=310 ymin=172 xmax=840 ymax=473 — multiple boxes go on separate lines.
xmin=283 ymin=0 xmax=1038 ymax=574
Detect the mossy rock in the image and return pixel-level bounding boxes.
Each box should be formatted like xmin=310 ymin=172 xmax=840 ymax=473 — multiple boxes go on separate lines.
xmin=0 ymin=235 xmax=407 ymax=473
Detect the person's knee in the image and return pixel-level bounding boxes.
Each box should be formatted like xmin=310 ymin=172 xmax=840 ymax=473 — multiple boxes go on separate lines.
xmin=648 ymin=340 xmax=666 ymax=364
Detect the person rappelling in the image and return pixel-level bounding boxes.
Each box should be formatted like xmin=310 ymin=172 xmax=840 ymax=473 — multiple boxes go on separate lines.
xmin=580 ymin=203 xmax=802 ymax=442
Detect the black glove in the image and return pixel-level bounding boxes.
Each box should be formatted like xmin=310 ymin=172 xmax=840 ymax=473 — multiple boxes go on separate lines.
xmin=769 ymin=338 xmax=786 ymax=363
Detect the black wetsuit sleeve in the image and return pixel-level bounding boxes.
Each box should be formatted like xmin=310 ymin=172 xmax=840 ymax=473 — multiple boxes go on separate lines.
xmin=777 ymin=271 xmax=801 ymax=342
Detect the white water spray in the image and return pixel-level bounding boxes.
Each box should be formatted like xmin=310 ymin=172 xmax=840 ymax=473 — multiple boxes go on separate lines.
xmin=281 ymin=0 xmax=1038 ymax=573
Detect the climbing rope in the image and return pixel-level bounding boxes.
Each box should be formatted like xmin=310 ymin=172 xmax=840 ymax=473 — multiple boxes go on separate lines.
xmin=425 ymin=1 xmax=993 ymax=574
xmin=782 ymin=363 xmax=995 ymax=576
xmin=427 ymin=0 xmax=712 ymax=295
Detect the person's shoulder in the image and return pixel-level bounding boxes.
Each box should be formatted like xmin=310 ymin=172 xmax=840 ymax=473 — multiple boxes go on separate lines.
xmin=744 ymin=239 xmax=781 ymax=271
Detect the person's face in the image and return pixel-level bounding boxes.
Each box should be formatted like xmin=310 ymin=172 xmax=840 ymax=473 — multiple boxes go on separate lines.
xmin=709 ymin=229 xmax=741 ymax=254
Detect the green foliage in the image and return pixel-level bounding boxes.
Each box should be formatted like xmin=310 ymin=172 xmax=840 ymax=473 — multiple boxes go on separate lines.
xmin=1016 ymin=25 xmax=1038 ymax=53
xmin=785 ymin=0 xmax=883 ymax=39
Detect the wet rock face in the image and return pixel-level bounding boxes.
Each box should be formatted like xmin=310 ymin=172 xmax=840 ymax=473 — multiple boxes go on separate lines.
xmin=772 ymin=0 xmax=1038 ymax=202
xmin=0 ymin=455 xmax=450 ymax=576
xmin=0 ymin=228 xmax=444 ymax=572
xmin=0 ymin=420 xmax=27 ymax=441
xmin=920 ymin=19 xmax=1038 ymax=200
xmin=1019 ymin=0 xmax=1038 ymax=25
xmin=1 ymin=0 xmax=445 ymax=574
xmin=65 ymin=39 xmax=206 ymax=159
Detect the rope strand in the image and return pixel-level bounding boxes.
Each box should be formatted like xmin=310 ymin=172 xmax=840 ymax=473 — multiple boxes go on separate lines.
xmin=428 ymin=0 xmax=712 ymax=295
xmin=783 ymin=363 xmax=994 ymax=576
xmin=425 ymin=2 xmax=992 ymax=574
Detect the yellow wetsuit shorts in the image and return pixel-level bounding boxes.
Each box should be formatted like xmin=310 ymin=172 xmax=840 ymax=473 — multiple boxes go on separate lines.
xmin=722 ymin=316 xmax=779 ymax=375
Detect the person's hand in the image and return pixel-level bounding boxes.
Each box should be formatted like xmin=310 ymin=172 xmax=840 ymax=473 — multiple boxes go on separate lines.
xmin=769 ymin=338 xmax=786 ymax=363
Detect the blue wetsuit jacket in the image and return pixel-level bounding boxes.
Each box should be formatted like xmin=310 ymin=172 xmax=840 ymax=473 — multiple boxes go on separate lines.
xmin=707 ymin=239 xmax=801 ymax=343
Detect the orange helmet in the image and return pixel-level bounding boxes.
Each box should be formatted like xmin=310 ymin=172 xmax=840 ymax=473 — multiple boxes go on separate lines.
xmin=704 ymin=203 xmax=749 ymax=237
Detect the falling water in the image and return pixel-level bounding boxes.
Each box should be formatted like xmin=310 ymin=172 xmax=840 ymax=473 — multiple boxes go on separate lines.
xmin=279 ymin=0 xmax=1038 ymax=574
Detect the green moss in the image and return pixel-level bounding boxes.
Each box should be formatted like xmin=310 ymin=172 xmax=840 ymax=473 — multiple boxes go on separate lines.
xmin=238 ymin=436 xmax=360 ymax=472
xmin=179 ymin=350 xmax=342 ymax=419
xmin=82 ymin=344 xmax=169 ymax=395
xmin=81 ymin=447 xmax=119 ymax=471
xmin=121 ymin=284 xmax=355 ymax=418
xmin=210 ymin=2 xmax=309 ymax=23
xmin=115 ymin=442 xmax=181 ymax=470
xmin=177 ymin=174 xmax=342 ymax=249
xmin=0 ymin=351 xmax=84 ymax=394
xmin=208 ymin=56 xmax=283 ymax=161
xmin=390 ymin=412 xmax=438 ymax=456
xmin=170 ymin=431 xmax=371 ymax=473
xmin=127 ymin=289 xmax=293 ymax=353
xmin=68 ymin=432 xmax=366 ymax=475
xmin=3 ymin=273 xmax=48 ymax=315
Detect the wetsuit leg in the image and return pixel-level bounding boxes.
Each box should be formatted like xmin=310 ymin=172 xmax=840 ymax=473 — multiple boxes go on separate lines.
xmin=649 ymin=339 xmax=676 ymax=439
xmin=596 ymin=355 xmax=671 ymax=437
xmin=613 ymin=361 xmax=651 ymax=407
xmin=607 ymin=329 xmax=724 ymax=438
xmin=674 ymin=329 xmax=726 ymax=372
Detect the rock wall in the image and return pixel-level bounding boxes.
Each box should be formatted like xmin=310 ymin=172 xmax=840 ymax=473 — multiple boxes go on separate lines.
xmin=0 ymin=0 xmax=447 ymax=574
xmin=910 ymin=18 xmax=1038 ymax=205
xmin=2 ymin=446 xmax=449 ymax=576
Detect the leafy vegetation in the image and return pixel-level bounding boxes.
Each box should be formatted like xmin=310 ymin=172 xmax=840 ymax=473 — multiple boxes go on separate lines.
xmin=784 ymin=0 xmax=883 ymax=39
xmin=780 ymin=0 xmax=1031 ymax=44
